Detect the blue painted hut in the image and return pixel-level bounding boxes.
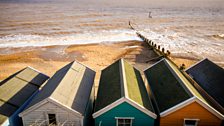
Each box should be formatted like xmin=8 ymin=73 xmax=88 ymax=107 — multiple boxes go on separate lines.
xmin=0 ymin=67 xmax=49 ymax=126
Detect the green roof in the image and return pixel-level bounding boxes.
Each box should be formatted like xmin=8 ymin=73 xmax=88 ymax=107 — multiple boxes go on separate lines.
xmin=144 ymin=59 xmax=193 ymax=113
xmin=95 ymin=60 xmax=122 ymax=111
xmin=0 ymin=67 xmax=49 ymax=124
xmin=95 ymin=59 xmax=154 ymax=113
xmin=124 ymin=60 xmax=154 ymax=112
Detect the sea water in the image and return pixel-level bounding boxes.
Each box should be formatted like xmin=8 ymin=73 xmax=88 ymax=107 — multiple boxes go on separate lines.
xmin=0 ymin=0 xmax=224 ymax=62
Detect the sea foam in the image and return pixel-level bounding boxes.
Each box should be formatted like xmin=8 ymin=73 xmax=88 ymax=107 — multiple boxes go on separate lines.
xmin=0 ymin=30 xmax=141 ymax=48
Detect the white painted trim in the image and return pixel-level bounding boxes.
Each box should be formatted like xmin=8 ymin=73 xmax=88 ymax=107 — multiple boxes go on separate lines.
xmin=125 ymin=98 xmax=157 ymax=119
xmin=184 ymin=118 xmax=200 ymax=126
xmin=121 ymin=59 xmax=129 ymax=97
xmin=195 ymin=98 xmax=224 ymax=120
xmin=115 ymin=117 xmax=135 ymax=119
xmin=160 ymin=97 xmax=196 ymax=117
xmin=116 ymin=117 xmax=133 ymax=126
xmin=185 ymin=58 xmax=207 ymax=71
xmin=26 ymin=66 xmax=49 ymax=78
xmin=19 ymin=97 xmax=83 ymax=118
xmin=161 ymin=59 xmax=224 ymax=119
xmin=143 ymin=58 xmax=165 ymax=72
xmin=93 ymin=98 xmax=125 ymax=118
xmin=93 ymin=97 xmax=157 ymax=119
xmin=19 ymin=99 xmax=48 ymax=117
xmin=48 ymin=97 xmax=83 ymax=118
xmin=184 ymin=118 xmax=200 ymax=121
xmin=159 ymin=96 xmax=224 ymax=119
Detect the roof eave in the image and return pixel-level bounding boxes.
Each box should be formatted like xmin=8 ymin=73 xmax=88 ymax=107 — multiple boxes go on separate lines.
xmin=125 ymin=98 xmax=157 ymax=119
xmin=48 ymin=97 xmax=83 ymax=118
xmin=195 ymin=98 xmax=224 ymax=120
xmin=93 ymin=97 xmax=157 ymax=119
xmin=143 ymin=58 xmax=165 ymax=72
xmin=19 ymin=97 xmax=83 ymax=118
xmin=19 ymin=99 xmax=48 ymax=117
xmin=185 ymin=58 xmax=208 ymax=71
xmin=160 ymin=97 xmax=196 ymax=117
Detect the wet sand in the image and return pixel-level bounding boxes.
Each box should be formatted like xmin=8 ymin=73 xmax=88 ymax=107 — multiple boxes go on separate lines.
xmin=0 ymin=40 xmax=198 ymax=83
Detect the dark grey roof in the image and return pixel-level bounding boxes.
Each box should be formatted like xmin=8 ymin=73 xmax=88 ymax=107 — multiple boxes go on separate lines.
xmin=0 ymin=67 xmax=49 ymax=124
xmin=95 ymin=59 xmax=154 ymax=113
xmin=144 ymin=59 xmax=193 ymax=113
xmin=24 ymin=61 xmax=96 ymax=115
xmin=186 ymin=58 xmax=224 ymax=108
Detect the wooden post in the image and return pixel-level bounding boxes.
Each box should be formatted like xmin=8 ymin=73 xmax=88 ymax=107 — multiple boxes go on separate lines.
xmin=162 ymin=48 xmax=165 ymax=53
xmin=166 ymin=50 xmax=171 ymax=56
xmin=180 ymin=64 xmax=186 ymax=70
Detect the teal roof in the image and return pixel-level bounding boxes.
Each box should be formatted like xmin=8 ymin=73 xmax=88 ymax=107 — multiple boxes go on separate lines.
xmin=95 ymin=59 xmax=154 ymax=113
xmin=144 ymin=59 xmax=193 ymax=113
xmin=0 ymin=67 xmax=49 ymax=124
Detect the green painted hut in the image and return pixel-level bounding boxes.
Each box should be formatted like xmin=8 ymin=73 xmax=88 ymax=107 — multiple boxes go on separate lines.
xmin=93 ymin=59 xmax=157 ymax=126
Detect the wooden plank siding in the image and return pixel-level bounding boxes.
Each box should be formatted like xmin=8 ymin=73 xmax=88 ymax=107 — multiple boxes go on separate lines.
xmin=160 ymin=102 xmax=222 ymax=126
xmin=22 ymin=101 xmax=81 ymax=126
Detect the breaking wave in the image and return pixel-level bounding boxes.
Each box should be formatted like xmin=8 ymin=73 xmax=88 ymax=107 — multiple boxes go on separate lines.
xmin=0 ymin=30 xmax=141 ymax=48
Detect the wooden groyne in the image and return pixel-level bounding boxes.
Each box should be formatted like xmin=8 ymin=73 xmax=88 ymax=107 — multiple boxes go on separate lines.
xmin=136 ymin=32 xmax=171 ymax=58
xmin=129 ymin=21 xmax=184 ymax=69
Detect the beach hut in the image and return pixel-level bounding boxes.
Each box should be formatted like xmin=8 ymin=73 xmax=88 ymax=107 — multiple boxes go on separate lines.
xmin=93 ymin=59 xmax=157 ymax=126
xmin=186 ymin=58 xmax=224 ymax=114
xmin=144 ymin=58 xmax=224 ymax=126
xmin=19 ymin=61 xmax=96 ymax=126
xmin=0 ymin=67 xmax=49 ymax=126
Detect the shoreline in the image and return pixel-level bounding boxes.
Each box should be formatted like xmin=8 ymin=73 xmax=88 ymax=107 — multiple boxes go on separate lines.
xmin=0 ymin=40 xmax=199 ymax=81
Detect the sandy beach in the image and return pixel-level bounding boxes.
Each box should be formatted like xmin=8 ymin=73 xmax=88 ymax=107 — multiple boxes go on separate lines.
xmin=0 ymin=40 xmax=198 ymax=82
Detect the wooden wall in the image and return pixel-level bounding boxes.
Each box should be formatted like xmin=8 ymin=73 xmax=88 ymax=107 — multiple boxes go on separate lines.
xmin=21 ymin=101 xmax=82 ymax=126
xmin=160 ymin=102 xmax=222 ymax=126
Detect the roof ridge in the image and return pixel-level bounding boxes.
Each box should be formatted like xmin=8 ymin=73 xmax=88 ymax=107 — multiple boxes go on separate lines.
xmin=25 ymin=66 xmax=49 ymax=77
xmin=120 ymin=59 xmax=129 ymax=98
xmin=163 ymin=59 xmax=193 ymax=97
xmin=72 ymin=60 xmax=95 ymax=72
xmin=164 ymin=59 xmax=208 ymax=102
xmin=50 ymin=62 xmax=86 ymax=99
